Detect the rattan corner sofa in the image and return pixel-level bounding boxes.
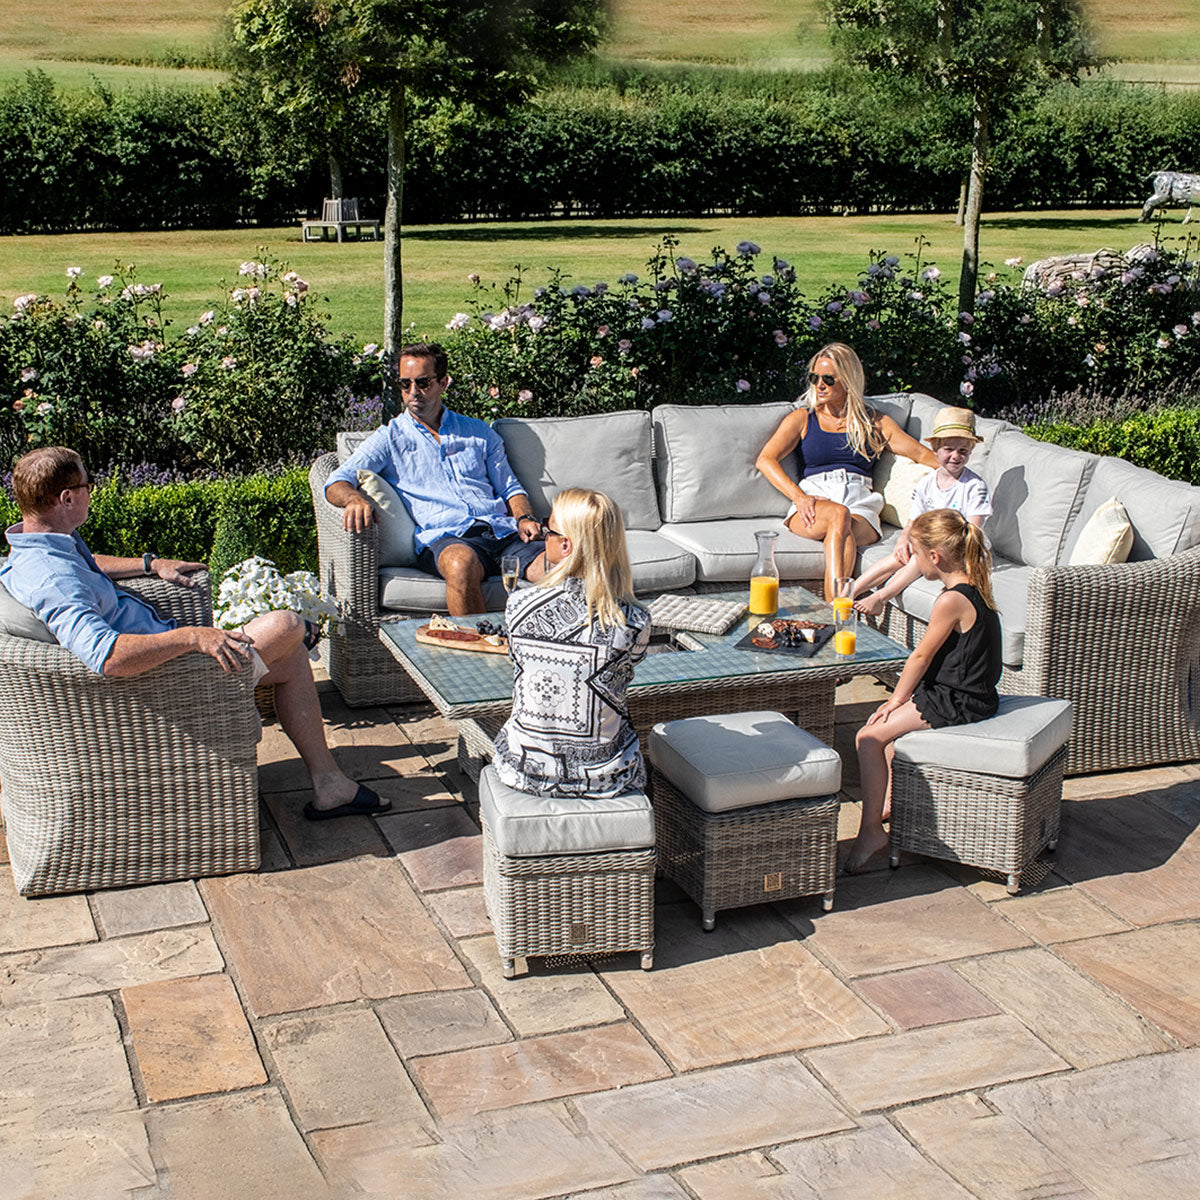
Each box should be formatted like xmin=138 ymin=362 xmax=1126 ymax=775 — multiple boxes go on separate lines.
xmin=310 ymin=395 xmax=1200 ymax=775
xmin=0 ymin=574 xmax=260 ymax=897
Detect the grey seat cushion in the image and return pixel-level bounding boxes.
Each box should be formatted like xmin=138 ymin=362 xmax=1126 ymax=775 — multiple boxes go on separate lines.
xmin=495 ymin=410 xmax=661 ymax=532
xmin=479 ymin=764 xmax=654 ymax=857
xmin=1060 ymin=456 xmax=1200 ymax=562
xmin=648 ymin=711 xmax=841 ymax=813
xmin=656 ymin=519 xmax=827 ymax=583
xmin=893 ymin=696 xmax=1073 ymax=778
xmin=380 ymin=570 xmax=509 ymax=613
xmin=626 ymin=529 xmax=696 ymax=594
xmin=0 ymin=577 xmax=56 ymax=642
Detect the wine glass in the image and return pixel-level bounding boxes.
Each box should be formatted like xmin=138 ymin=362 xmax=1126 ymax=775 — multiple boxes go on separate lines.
xmin=500 ymin=555 xmax=521 ymax=594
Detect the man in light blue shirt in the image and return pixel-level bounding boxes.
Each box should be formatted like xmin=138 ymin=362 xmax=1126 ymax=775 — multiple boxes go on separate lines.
xmin=325 ymin=341 xmax=547 ymax=615
xmin=2 ymin=446 xmax=390 ymax=822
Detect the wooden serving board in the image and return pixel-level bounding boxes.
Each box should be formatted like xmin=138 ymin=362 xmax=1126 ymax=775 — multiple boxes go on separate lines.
xmin=414 ymin=624 xmax=509 ymax=655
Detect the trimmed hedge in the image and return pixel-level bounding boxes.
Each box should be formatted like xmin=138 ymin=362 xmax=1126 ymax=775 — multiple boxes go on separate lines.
xmin=5 ymin=70 xmax=1200 ymax=232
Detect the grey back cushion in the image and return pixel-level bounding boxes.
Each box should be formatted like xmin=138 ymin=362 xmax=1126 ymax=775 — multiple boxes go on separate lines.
xmin=494 ymin=410 xmax=661 ymax=531
xmin=983 ymin=431 xmax=1097 ymax=567
xmin=866 ymin=391 xmax=915 ymax=428
xmin=654 ymin=402 xmax=797 ymax=523
xmin=337 ymin=430 xmax=374 ymax=462
xmin=1061 ymin=457 xmax=1200 ymax=562
xmin=0 ymin=576 xmax=56 ymax=642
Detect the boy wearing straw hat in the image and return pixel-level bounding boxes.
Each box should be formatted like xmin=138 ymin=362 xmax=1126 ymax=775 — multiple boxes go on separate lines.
xmin=854 ymin=407 xmax=992 ymax=618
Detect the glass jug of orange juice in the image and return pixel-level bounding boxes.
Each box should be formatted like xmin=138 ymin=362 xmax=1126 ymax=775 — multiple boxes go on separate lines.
xmin=749 ymin=531 xmax=780 ymax=616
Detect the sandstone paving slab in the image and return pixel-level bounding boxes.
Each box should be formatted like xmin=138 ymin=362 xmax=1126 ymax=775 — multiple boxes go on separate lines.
xmin=853 ymin=963 xmax=1000 ymax=1030
xmin=200 ymin=858 xmax=469 ymax=1017
xmin=91 ymin=880 xmax=208 ymax=938
xmin=954 ymin=946 xmax=1170 ymax=1068
xmin=0 ymin=877 xmax=95 ymax=953
xmin=313 ymin=1101 xmax=634 ymax=1200
xmin=123 ymin=973 xmax=266 ymax=1102
xmin=262 ymin=789 xmax=390 ymax=866
xmin=258 ymin=822 xmax=292 ymax=872
xmin=458 ymin=935 xmax=624 ymax=1037
xmin=987 ymin=1047 xmax=1200 ymax=1197
xmin=574 ymin=1057 xmax=855 ymax=1170
xmin=781 ymin=865 xmax=1032 ymax=977
xmin=1056 ymin=924 xmax=1200 ymax=1045
xmin=598 ymin=904 xmax=887 ymax=1071
xmin=377 ymin=989 xmax=511 ymax=1058
xmin=0 ymin=995 xmax=154 ymax=1198
xmin=894 ymin=1093 xmax=1098 ymax=1199
xmin=379 ymin=805 xmax=483 ymax=891
xmin=411 ymin=1022 xmax=670 ymax=1118
xmin=805 ymin=1014 xmax=1068 ymax=1111
xmin=578 ymin=1179 xmax=693 ymax=1200
xmin=144 ymin=1088 xmax=329 ymax=1200
xmin=262 ymin=1008 xmax=429 ymax=1131
xmin=0 ymin=926 xmax=223 ymax=1007
xmin=678 ymin=1120 xmax=972 ymax=1200
xmin=1053 ymin=794 xmax=1200 ymax=926
xmin=426 ymin=885 xmax=493 ymax=938
xmin=990 ymin=886 xmax=1132 ymax=944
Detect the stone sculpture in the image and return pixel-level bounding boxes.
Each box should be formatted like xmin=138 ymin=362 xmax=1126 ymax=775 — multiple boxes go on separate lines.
xmin=1140 ymin=170 xmax=1200 ymax=223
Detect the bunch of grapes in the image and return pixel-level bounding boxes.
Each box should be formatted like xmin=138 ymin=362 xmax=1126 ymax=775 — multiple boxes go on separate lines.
xmin=476 ymin=620 xmax=506 ymax=638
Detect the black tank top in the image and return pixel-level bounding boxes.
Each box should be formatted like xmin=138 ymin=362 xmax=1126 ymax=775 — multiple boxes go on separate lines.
xmin=912 ymin=583 xmax=1002 ymax=729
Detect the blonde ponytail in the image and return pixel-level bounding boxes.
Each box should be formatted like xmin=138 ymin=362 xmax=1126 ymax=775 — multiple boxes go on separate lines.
xmin=910 ymin=509 xmax=996 ymax=610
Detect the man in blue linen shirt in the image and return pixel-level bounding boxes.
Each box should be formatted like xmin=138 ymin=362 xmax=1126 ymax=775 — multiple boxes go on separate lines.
xmin=1 ymin=446 xmax=389 ymax=822
xmin=324 ymin=341 xmax=548 ymax=615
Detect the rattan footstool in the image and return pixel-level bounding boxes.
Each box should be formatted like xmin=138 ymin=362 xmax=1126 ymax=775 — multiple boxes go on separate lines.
xmin=478 ymin=765 xmax=656 ymax=978
xmin=647 ymin=711 xmax=841 ymax=930
xmin=889 ymin=696 xmax=1073 ymax=894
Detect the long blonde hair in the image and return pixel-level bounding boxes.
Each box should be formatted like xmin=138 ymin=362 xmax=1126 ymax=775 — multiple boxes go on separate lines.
xmin=539 ymin=488 xmax=636 ymax=629
xmin=910 ymin=509 xmax=996 ymax=610
xmin=802 ymin=342 xmax=886 ymax=458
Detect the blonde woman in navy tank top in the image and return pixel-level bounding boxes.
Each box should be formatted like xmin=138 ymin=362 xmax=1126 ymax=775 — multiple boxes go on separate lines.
xmin=846 ymin=509 xmax=1002 ymax=873
xmin=756 ymin=343 xmax=935 ymax=600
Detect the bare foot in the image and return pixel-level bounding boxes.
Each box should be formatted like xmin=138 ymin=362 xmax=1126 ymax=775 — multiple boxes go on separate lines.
xmin=844 ymin=827 xmax=890 ymax=874
xmin=854 ymin=591 xmax=887 ymax=617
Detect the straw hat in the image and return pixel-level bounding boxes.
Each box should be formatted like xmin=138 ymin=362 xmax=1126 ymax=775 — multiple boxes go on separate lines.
xmin=927 ymin=406 xmax=983 ymax=444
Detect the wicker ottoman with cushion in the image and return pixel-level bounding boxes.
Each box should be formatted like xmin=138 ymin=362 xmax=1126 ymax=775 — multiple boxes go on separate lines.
xmin=478 ymin=765 xmax=656 ymax=978
xmin=647 ymin=711 xmax=841 ymax=930
xmin=888 ymin=695 xmax=1073 ymax=894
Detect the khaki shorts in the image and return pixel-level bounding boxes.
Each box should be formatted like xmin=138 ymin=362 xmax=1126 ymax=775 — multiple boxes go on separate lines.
xmin=787 ymin=468 xmax=884 ymax=537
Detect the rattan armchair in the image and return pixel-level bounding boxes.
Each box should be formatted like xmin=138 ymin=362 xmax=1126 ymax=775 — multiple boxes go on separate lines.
xmin=0 ymin=574 xmax=260 ymax=897
xmin=884 ymin=546 xmax=1200 ymax=775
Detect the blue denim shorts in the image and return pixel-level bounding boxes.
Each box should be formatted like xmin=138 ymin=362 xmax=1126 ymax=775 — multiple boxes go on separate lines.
xmin=417 ymin=522 xmax=545 ymax=581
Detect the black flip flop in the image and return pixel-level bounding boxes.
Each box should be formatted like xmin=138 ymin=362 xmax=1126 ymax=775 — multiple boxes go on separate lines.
xmin=302 ymin=620 xmax=322 ymax=651
xmin=303 ymin=783 xmax=391 ymax=821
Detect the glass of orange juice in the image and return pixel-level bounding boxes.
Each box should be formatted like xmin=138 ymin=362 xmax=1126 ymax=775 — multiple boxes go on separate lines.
xmin=834 ymin=609 xmax=857 ymax=659
xmin=831 ymin=576 xmax=854 ymax=621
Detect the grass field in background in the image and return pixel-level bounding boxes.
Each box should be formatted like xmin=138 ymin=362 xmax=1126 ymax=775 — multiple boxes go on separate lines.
xmin=2 ymin=0 xmax=1197 ymax=92
xmin=3 ymin=210 xmax=1190 ymax=346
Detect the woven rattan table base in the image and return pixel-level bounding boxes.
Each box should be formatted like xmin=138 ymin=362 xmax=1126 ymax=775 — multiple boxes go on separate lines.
xmin=481 ymin=819 xmax=655 ymax=978
xmin=888 ymin=745 xmax=1066 ymax=894
xmin=650 ymin=768 xmax=838 ymax=930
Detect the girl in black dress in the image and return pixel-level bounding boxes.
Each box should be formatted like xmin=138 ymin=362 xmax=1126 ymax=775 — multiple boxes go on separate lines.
xmin=846 ymin=508 xmax=1001 ymax=872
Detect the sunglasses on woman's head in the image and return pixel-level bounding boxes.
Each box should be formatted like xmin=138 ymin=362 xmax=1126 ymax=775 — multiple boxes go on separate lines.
xmin=808 ymin=372 xmax=838 ymax=387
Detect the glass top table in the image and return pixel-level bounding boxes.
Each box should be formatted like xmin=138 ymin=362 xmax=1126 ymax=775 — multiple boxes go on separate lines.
xmin=378 ymin=586 xmax=909 ymax=748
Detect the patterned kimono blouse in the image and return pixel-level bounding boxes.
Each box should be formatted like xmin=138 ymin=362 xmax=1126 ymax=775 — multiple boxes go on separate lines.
xmin=492 ymin=576 xmax=651 ymax=798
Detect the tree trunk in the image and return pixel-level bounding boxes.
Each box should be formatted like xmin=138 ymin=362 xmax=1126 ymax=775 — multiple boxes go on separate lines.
xmin=383 ymin=81 xmax=406 ymax=366
xmin=955 ymin=176 xmax=967 ymax=226
xmin=958 ymin=94 xmax=989 ymax=317
xmin=328 ymin=152 xmax=343 ymax=200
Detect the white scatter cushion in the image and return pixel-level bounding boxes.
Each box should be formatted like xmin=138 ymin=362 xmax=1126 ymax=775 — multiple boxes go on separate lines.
xmin=479 ymin=766 xmax=654 ymax=856
xmin=357 ymin=470 xmax=418 ymax=567
xmin=0 ymin=577 xmax=56 ymax=642
xmin=873 ymin=451 xmax=936 ymax=528
xmin=648 ymin=711 xmax=841 ymax=812
xmin=1067 ymin=496 xmax=1134 ymax=566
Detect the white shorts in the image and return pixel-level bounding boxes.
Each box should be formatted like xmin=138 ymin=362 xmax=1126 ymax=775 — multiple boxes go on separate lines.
xmin=249 ymin=647 xmax=270 ymax=686
xmin=786 ymin=469 xmax=884 ymax=537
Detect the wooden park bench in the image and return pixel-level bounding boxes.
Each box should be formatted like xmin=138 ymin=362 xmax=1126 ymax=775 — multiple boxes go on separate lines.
xmin=301 ymin=197 xmax=382 ymax=243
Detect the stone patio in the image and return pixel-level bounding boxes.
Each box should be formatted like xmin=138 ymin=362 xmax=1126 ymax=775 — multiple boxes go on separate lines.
xmin=2 ymin=675 xmax=1199 ymax=1199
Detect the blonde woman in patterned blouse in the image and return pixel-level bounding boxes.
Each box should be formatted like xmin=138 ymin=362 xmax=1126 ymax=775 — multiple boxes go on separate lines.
xmin=492 ymin=488 xmax=651 ymax=798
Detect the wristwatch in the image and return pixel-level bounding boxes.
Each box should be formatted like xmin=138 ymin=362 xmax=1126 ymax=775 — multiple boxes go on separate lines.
xmin=143 ymin=552 xmax=159 ymax=575
xmin=517 ymin=516 xmax=539 ymax=531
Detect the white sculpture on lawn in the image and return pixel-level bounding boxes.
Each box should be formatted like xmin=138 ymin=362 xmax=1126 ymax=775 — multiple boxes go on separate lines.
xmin=1140 ymin=170 xmax=1200 ymax=223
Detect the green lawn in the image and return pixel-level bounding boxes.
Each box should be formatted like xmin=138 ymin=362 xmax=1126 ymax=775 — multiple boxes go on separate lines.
xmin=1 ymin=210 xmax=1184 ymax=346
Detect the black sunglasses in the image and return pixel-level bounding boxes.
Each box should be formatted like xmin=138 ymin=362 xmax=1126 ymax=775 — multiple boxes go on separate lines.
xmin=67 ymin=474 xmax=95 ymax=494
xmin=398 ymin=375 xmax=438 ymax=392
xmin=808 ymin=372 xmax=839 ymax=387
xmin=541 ymin=523 xmax=564 ymax=539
